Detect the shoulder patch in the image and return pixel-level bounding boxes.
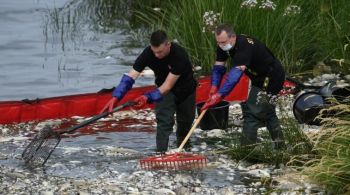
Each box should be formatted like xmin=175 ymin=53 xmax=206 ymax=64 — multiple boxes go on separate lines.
xmin=247 ymin=38 xmax=254 ymax=45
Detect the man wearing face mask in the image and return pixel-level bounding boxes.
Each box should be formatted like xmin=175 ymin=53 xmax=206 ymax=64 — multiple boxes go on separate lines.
xmin=101 ymin=30 xmax=197 ymax=152
xmin=201 ymin=24 xmax=285 ymax=149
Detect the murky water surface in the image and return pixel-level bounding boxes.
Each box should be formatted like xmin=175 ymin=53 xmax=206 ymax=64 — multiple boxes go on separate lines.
xmin=0 ymin=109 xmax=247 ymax=194
xmin=0 ymin=104 xmax=325 ymax=194
xmin=0 ymin=127 xmax=238 ymax=186
xmin=0 ymin=0 xmax=152 ymax=101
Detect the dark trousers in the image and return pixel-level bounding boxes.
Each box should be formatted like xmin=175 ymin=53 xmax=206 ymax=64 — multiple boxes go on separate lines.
xmin=155 ymin=91 xmax=196 ymax=152
xmin=240 ymin=85 xmax=284 ymax=148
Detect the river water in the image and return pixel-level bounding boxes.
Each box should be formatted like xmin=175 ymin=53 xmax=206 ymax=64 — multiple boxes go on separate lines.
xmin=0 ymin=0 xmax=152 ymax=101
xmin=0 ymin=1 xmax=328 ymax=194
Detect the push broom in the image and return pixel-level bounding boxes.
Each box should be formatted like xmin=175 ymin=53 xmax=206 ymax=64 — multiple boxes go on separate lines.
xmin=139 ymin=109 xmax=208 ymax=171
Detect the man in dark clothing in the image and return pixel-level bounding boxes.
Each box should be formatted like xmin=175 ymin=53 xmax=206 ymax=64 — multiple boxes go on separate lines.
xmin=101 ymin=30 xmax=196 ymax=152
xmin=201 ymin=24 xmax=285 ymax=149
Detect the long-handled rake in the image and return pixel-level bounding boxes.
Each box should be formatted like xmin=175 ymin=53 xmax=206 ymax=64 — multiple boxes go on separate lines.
xmin=22 ymin=101 xmax=135 ymax=166
xmin=139 ymin=109 xmax=208 ymax=171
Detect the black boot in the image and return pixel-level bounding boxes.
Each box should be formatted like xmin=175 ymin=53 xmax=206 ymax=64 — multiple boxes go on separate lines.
xmin=269 ymin=128 xmax=285 ymax=150
xmin=156 ymin=137 xmax=169 ymax=153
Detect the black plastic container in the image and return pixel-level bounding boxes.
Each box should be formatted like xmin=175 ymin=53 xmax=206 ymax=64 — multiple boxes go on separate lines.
xmin=196 ymin=101 xmax=229 ymax=130
xmin=319 ymin=81 xmax=350 ymax=102
xmin=293 ymin=91 xmax=325 ymax=125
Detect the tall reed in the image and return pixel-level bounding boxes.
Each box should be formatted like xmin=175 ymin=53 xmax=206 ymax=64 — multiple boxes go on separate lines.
xmin=133 ymin=0 xmax=350 ymax=75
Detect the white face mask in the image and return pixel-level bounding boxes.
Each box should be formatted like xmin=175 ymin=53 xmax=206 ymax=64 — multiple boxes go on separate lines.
xmin=220 ymin=43 xmax=233 ymax=51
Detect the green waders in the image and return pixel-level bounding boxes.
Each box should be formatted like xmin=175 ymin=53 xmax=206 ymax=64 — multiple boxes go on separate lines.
xmin=240 ymin=85 xmax=285 ymax=149
xmin=155 ymin=91 xmax=195 ymax=152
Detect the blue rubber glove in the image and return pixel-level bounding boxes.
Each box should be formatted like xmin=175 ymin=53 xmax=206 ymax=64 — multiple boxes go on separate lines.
xmin=218 ymin=67 xmax=243 ymax=97
xmin=134 ymin=89 xmax=163 ymax=108
xmin=211 ymin=65 xmax=226 ymax=87
xmin=112 ymin=74 xmax=135 ymax=100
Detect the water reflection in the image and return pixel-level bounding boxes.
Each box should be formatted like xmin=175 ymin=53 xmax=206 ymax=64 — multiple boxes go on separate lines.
xmin=0 ymin=0 xmax=153 ymax=101
xmin=43 ymin=0 xmax=140 ymax=52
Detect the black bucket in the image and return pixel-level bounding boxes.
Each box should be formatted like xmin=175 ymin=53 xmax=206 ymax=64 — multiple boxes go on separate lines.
xmin=319 ymin=81 xmax=350 ymax=102
xmin=293 ymin=91 xmax=325 ymax=125
xmin=196 ymin=101 xmax=229 ymax=130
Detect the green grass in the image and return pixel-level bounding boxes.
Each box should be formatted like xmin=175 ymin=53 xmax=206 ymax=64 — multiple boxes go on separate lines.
xmin=299 ymin=98 xmax=350 ymax=194
xmin=132 ymin=0 xmax=350 ymax=75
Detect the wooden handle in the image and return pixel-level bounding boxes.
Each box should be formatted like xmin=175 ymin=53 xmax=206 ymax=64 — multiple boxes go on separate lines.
xmin=178 ymin=109 xmax=207 ymax=151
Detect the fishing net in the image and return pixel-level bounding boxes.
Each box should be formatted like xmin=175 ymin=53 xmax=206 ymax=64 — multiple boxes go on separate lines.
xmin=22 ymin=126 xmax=61 ymax=166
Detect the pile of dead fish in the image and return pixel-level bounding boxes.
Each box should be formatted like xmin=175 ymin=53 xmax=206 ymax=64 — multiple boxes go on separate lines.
xmin=2 ymin=73 xmax=347 ymax=194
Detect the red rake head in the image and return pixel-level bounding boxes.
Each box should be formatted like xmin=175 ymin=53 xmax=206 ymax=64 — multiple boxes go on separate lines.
xmin=139 ymin=152 xmax=207 ymax=171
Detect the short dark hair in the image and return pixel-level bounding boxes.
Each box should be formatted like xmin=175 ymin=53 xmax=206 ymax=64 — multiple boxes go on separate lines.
xmin=215 ymin=24 xmax=236 ymax=37
xmin=150 ymin=30 xmax=168 ymax=47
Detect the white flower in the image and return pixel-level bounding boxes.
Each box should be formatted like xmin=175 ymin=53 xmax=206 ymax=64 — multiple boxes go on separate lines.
xmin=203 ymin=12 xmax=209 ymax=18
xmin=202 ymin=10 xmax=221 ymax=33
xmin=259 ymin=0 xmax=276 ymax=10
xmin=153 ymin=7 xmax=161 ymax=11
xmin=283 ymin=5 xmax=301 ymax=16
xmin=241 ymin=0 xmax=258 ymax=8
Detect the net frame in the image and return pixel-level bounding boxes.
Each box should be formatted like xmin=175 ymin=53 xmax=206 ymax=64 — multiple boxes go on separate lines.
xmin=22 ymin=126 xmax=61 ymax=166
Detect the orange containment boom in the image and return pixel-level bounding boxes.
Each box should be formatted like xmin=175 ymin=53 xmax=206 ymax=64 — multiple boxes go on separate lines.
xmin=0 ymin=75 xmax=250 ymax=124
